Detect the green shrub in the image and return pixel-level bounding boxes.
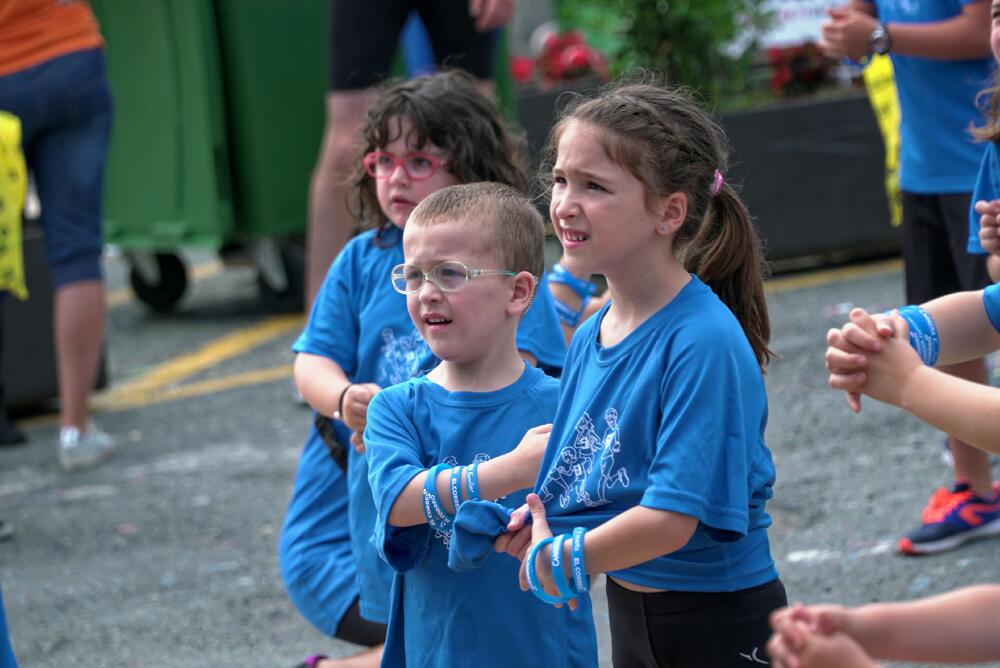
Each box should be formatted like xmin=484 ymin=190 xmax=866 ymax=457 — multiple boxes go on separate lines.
xmin=558 ymin=0 xmax=774 ymax=107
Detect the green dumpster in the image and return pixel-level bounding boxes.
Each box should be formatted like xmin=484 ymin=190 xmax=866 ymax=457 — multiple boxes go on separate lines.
xmin=92 ymin=1 xmax=510 ymax=313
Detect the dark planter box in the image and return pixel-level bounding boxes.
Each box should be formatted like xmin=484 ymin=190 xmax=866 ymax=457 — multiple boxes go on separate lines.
xmin=517 ymin=85 xmax=898 ymax=268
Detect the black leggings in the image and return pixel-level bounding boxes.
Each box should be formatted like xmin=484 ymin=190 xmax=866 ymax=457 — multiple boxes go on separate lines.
xmin=335 ymin=597 xmax=387 ymax=647
xmin=607 ymin=577 xmax=787 ymax=668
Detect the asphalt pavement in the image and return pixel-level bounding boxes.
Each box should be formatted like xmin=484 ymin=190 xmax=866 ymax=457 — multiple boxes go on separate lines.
xmin=1 ymin=252 xmax=998 ymax=668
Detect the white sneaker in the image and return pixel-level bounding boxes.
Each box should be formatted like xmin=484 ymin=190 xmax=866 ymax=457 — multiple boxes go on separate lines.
xmin=59 ymin=422 xmax=117 ymax=471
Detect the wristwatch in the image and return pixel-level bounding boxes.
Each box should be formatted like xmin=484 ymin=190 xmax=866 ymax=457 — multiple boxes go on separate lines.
xmin=869 ymin=23 xmax=892 ymax=55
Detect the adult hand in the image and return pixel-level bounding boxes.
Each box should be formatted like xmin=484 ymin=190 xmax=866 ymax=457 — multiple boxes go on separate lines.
xmin=469 ymin=0 xmax=515 ymax=32
xmin=819 ymin=6 xmax=877 ymax=62
xmin=517 ymin=493 xmax=578 ymax=610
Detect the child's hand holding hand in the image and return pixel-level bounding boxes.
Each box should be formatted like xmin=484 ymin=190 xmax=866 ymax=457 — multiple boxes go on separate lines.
xmin=341 ymin=382 xmax=381 ymax=452
xmin=515 ymin=493 xmax=578 ymax=610
xmin=825 ymin=308 xmax=894 ymax=412
xmin=974 ymin=199 xmax=1000 ymax=255
xmin=769 ymin=604 xmax=881 ymax=668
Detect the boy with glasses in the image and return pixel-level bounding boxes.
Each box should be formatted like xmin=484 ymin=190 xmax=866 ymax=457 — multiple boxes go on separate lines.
xmin=363 ymin=182 xmax=597 ymax=667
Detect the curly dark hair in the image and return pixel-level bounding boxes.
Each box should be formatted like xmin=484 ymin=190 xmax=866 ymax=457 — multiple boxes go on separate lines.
xmin=347 ymin=70 xmax=528 ymax=236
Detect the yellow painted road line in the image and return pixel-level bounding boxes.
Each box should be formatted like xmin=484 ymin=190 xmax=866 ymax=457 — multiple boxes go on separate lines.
xmin=766 ymin=258 xmax=902 ymax=295
xmin=94 ymin=364 xmax=294 ymax=412
xmin=105 ymin=259 xmax=224 ymax=310
xmin=91 ymin=314 xmax=303 ymax=410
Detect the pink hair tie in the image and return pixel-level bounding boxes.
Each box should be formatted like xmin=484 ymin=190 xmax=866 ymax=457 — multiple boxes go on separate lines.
xmin=710 ymin=169 xmax=724 ymax=197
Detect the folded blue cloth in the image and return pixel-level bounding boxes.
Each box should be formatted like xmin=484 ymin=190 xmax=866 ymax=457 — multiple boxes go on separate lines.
xmin=448 ymin=500 xmax=531 ymax=572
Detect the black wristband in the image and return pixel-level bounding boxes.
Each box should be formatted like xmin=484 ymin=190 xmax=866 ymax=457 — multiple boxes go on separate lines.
xmin=333 ymin=383 xmax=353 ymax=421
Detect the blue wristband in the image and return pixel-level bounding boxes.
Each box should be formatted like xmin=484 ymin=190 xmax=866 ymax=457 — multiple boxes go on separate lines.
xmin=570 ymin=527 xmax=590 ymax=594
xmin=449 ymin=466 xmax=463 ymax=513
xmin=422 ymin=463 xmax=453 ymax=532
xmin=547 ymin=263 xmax=597 ymax=299
xmin=552 ymin=296 xmax=590 ymax=328
xmin=526 ymin=536 xmax=566 ymax=605
xmin=896 ymin=305 xmax=940 ymax=366
xmin=550 ymin=533 xmax=576 ymax=600
xmin=465 ymin=461 xmax=481 ymax=502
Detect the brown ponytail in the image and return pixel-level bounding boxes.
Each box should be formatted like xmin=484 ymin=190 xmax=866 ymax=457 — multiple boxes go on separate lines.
xmin=684 ymin=182 xmax=773 ymax=367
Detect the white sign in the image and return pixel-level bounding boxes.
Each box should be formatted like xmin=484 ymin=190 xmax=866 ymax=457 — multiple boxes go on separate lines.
xmin=762 ymin=0 xmax=830 ymax=48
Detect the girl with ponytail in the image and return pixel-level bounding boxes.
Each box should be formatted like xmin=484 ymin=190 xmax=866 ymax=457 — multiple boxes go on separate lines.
xmin=496 ymin=71 xmax=786 ymax=666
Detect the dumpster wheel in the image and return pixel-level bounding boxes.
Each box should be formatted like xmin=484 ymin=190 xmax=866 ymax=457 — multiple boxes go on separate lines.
xmin=129 ymin=252 xmax=188 ymax=312
xmin=256 ymin=236 xmax=304 ymax=314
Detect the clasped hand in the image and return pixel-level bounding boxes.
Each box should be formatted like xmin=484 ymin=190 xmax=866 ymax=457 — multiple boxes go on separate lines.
xmin=494 ymin=493 xmax=579 ymax=611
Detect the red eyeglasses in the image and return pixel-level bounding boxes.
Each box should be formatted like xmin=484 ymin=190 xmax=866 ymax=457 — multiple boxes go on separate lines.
xmin=363 ymin=151 xmax=450 ymax=181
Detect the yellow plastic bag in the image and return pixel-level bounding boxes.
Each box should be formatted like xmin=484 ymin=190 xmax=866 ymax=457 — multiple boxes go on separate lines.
xmin=863 ymin=54 xmax=902 ymax=228
xmin=0 ymin=110 xmax=27 ymax=300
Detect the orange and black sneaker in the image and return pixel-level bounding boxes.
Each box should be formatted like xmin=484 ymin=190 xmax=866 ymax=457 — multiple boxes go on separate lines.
xmin=899 ymin=481 xmax=1000 ymax=555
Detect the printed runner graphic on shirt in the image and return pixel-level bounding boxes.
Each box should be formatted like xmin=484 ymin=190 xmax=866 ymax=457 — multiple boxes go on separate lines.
xmin=377 ymin=328 xmax=432 ymax=387
xmin=539 ymin=409 xmax=630 ymax=509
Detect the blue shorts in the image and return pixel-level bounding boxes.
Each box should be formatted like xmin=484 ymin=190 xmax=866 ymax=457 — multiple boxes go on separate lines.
xmin=0 ymin=48 xmax=113 ymax=289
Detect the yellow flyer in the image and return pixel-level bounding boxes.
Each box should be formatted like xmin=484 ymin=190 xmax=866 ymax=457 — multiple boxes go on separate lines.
xmin=0 ymin=110 xmax=27 ymax=300
xmin=863 ymin=54 xmax=902 ymax=228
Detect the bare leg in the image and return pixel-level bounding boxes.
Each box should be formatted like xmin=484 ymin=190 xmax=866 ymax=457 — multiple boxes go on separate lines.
xmin=942 ymin=358 xmax=995 ymax=497
xmin=305 ymin=90 xmax=377 ymax=309
xmin=54 ymin=280 xmax=105 ymax=430
xmin=316 ymin=646 xmax=382 ymax=668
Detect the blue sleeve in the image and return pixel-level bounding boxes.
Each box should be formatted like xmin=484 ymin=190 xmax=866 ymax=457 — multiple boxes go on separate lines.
xmin=984 ymin=283 xmax=1000 ymax=333
xmin=292 ymin=239 xmax=361 ymax=374
xmin=969 ymin=144 xmax=999 ymax=255
xmin=515 ymin=274 xmax=567 ymax=375
xmin=641 ymin=330 xmax=757 ymax=542
xmin=364 ymin=387 xmax=432 ymax=572
xmin=0 ymin=584 xmax=16 ymax=668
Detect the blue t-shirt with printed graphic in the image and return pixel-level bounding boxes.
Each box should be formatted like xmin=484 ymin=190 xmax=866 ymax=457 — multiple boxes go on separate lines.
xmin=365 ymin=365 xmax=597 ymax=668
xmin=283 ymin=225 xmax=566 ymax=624
xmin=534 ymin=276 xmax=778 ymax=592
xmin=968 ymin=141 xmax=1000 ymax=253
xmin=874 ymin=0 xmax=993 ymax=193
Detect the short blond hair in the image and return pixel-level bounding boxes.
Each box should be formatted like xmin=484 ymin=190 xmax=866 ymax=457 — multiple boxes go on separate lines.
xmin=408 ymin=182 xmax=545 ymax=278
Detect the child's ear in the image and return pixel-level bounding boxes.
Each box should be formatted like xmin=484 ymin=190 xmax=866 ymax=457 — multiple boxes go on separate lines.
xmin=654 ymin=192 xmax=687 ymax=237
xmin=508 ymin=271 xmax=537 ymax=317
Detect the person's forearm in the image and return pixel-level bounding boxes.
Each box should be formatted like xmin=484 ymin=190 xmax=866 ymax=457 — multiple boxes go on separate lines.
xmin=851 ymin=585 xmax=1000 ymax=662
xmin=920 ymin=291 xmax=1000 ymax=364
xmin=293 ymin=353 xmax=350 ymax=417
xmin=387 ymin=451 xmax=534 ymax=527
xmin=884 ymin=8 xmax=990 ymax=60
xmin=563 ymin=506 xmax=697 ymax=575
xmin=897 ymin=366 xmax=1000 ymax=455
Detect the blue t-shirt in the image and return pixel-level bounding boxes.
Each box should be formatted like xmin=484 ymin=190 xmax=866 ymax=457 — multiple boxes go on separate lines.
xmin=534 ymin=276 xmax=778 ymax=592
xmin=968 ymin=141 xmax=1000 ymax=253
xmin=983 ymin=282 xmax=1000 ymax=331
xmin=875 ymin=0 xmax=993 ymax=193
xmin=365 ymin=365 xmax=598 ymax=668
xmin=288 ymin=225 xmax=566 ymax=622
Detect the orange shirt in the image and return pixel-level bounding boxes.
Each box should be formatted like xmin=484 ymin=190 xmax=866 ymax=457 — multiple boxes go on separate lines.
xmin=0 ymin=0 xmax=104 ymax=77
